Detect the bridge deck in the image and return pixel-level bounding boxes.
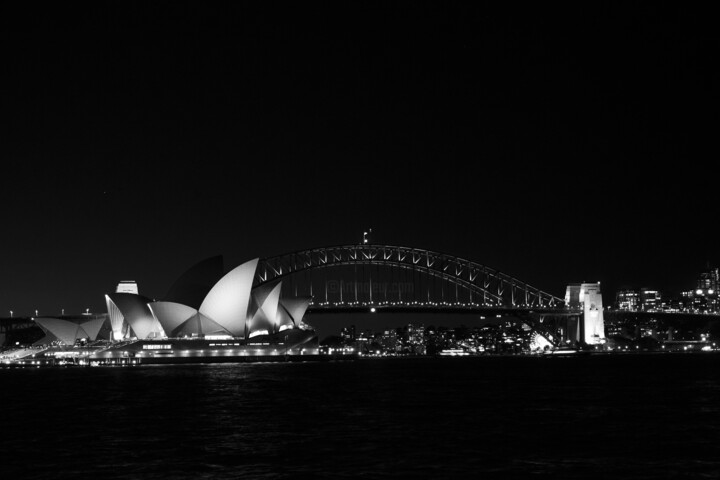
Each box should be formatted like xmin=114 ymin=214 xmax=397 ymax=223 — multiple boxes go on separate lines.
xmin=307 ymin=305 xmax=580 ymax=316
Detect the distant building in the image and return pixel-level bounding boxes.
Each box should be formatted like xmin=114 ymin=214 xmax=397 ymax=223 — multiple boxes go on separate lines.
xmin=378 ymin=329 xmax=398 ymax=353
xmin=697 ymin=267 xmax=719 ymax=292
xmin=616 ymin=289 xmax=639 ymax=311
xmin=116 ymin=281 xmax=139 ymax=295
xmin=640 ymin=288 xmax=661 ymax=312
xmin=406 ymin=323 xmax=426 ymax=355
xmin=680 ymin=266 xmax=720 ymax=313
xmin=341 ymin=325 xmax=356 ymax=343
xmin=407 ymin=323 xmax=424 ymax=344
xmin=683 ymin=289 xmax=719 ymax=313
xmin=663 ymin=296 xmax=685 ymax=312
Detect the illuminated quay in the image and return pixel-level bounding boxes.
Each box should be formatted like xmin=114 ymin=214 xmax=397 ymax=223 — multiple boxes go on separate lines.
xmin=6 ymin=333 xmax=318 ymax=367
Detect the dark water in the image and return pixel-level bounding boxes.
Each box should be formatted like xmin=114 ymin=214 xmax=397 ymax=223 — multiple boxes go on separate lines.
xmin=3 ymin=354 xmax=720 ymax=479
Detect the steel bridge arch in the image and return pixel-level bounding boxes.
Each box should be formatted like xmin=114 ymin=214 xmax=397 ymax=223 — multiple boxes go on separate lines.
xmin=255 ymin=245 xmax=564 ymax=308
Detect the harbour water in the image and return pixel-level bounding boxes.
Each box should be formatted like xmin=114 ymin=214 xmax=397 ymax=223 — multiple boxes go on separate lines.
xmin=3 ymin=354 xmax=720 ymax=479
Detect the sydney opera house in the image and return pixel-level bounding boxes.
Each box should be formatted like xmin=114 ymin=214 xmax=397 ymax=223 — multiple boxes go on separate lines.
xmin=30 ymin=256 xmax=318 ymax=364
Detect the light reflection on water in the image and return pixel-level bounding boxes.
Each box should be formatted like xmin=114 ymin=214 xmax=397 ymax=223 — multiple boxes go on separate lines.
xmin=3 ymin=355 xmax=720 ymax=479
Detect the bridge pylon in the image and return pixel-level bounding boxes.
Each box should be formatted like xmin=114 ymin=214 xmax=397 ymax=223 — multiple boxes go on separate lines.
xmin=565 ymin=282 xmax=606 ymax=346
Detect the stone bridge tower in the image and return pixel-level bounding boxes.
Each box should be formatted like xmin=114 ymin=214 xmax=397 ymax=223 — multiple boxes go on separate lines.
xmin=565 ymin=282 xmax=606 ymax=346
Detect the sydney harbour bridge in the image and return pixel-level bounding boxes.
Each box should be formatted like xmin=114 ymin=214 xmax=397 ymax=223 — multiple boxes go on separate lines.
xmin=253 ymin=244 xmax=583 ymax=347
xmin=256 ymin=244 xmax=563 ymax=310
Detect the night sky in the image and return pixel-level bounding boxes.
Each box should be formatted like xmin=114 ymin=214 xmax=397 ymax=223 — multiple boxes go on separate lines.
xmin=2 ymin=3 xmax=717 ymax=318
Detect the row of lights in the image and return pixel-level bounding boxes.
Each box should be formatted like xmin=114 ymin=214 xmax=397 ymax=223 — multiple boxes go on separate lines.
xmin=8 ymin=308 xmax=92 ymax=318
xmin=312 ymin=301 xmax=505 ymax=307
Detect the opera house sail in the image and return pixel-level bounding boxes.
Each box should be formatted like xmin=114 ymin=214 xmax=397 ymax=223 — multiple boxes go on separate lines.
xmin=34 ymin=316 xmax=107 ymax=346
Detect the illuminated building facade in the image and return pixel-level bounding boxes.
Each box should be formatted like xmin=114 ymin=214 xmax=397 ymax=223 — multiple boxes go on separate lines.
xmin=680 ymin=267 xmax=720 ymax=313
xmin=697 ymin=267 xmax=719 ymax=292
xmin=616 ymin=289 xmax=640 ymax=311
xmin=379 ymin=329 xmax=398 ymax=353
xmin=406 ymin=323 xmax=426 ymax=355
xmin=639 ymin=288 xmax=661 ymax=312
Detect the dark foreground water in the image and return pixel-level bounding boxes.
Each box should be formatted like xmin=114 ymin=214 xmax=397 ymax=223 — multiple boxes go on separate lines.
xmin=3 ymin=354 xmax=720 ymax=479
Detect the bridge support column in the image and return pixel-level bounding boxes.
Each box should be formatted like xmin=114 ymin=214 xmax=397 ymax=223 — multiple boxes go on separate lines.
xmin=581 ymin=283 xmax=606 ymax=345
xmin=566 ymin=282 xmax=606 ymax=346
